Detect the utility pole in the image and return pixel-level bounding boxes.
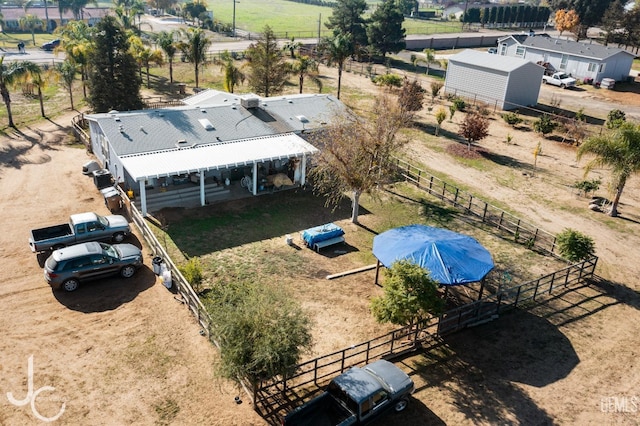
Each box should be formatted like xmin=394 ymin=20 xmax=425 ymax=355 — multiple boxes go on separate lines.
xmin=232 ymin=0 xmax=236 ymax=38
xmin=317 ymin=13 xmax=321 ymax=45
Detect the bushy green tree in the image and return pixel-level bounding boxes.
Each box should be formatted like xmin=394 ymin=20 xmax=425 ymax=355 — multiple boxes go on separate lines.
xmin=371 ymin=260 xmax=445 ymax=327
xmin=556 ymin=228 xmax=595 ymax=262
xmin=245 ymin=25 xmax=289 ymax=97
xmin=367 ymin=0 xmax=406 ymax=59
xmin=205 ymin=281 xmax=312 ymax=384
xmin=87 ymin=16 xmax=143 ymax=113
xmin=325 ymin=0 xmax=368 ymax=53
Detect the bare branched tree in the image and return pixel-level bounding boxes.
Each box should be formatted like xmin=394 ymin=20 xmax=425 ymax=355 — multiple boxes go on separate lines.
xmin=308 ymin=94 xmax=414 ymax=223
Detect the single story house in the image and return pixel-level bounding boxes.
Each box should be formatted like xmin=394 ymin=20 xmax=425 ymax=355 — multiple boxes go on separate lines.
xmin=444 ymin=49 xmax=544 ymax=111
xmin=496 ymin=34 xmax=635 ymax=83
xmin=84 ymin=92 xmax=346 ymax=216
xmin=0 ymin=6 xmax=109 ymax=32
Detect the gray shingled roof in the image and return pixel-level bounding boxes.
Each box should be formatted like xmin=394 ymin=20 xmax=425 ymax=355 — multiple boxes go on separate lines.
xmin=498 ymin=34 xmax=635 ymax=60
xmin=85 ymin=93 xmax=345 ymax=157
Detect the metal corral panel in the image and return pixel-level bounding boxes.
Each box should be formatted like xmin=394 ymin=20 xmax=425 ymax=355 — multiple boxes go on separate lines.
xmin=444 ymin=50 xmax=543 ymax=111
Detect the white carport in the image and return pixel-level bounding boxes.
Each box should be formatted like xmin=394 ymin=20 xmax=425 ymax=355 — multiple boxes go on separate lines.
xmin=120 ymin=133 xmax=318 ymax=216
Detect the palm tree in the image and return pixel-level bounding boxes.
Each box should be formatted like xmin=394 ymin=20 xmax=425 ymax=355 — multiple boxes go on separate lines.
xmin=319 ymin=32 xmax=352 ymax=100
xmin=577 ymin=123 xmax=640 ymax=217
xmin=419 ymin=48 xmax=438 ymax=76
xmin=26 ymin=63 xmax=49 ymax=117
xmin=180 ymin=27 xmax=211 ymax=88
xmin=155 ymin=30 xmax=177 ymax=84
xmin=24 ymin=0 xmax=50 ymax=32
xmin=55 ymin=60 xmax=78 ymax=110
xmin=282 ymin=36 xmax=302 ymax=59
xmin=138 ymin=46 xmax=164 ymax=88
xmin=292 ymin=55 xmax=322 ymax=94
xmin=58 ymin=20 xmax=92 ymax=98
xmin=218 ymin=50 xmax=244 ymax=93
xmin=0 ymin=57 xmax=41 ymax=127
xmin=19 ymin=14 xmax=43 ymax=46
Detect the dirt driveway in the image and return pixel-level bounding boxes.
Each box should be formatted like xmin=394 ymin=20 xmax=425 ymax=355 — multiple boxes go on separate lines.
xmin=0 ymin=118 xmax=264 ymax=425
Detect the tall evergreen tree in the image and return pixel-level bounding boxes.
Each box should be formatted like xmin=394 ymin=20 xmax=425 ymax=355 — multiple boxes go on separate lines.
xmin=367 ymin=0 xmax=406 ymax=58
xmin=245 ymin=25 xmax=289 ymax=97
xmin=87 ymin=16 xmax=143 ymax=113
xmin=325 ymin=0 xmax=368 ymax=54
xmin=601 ymin=0 xmax=625 ymax=45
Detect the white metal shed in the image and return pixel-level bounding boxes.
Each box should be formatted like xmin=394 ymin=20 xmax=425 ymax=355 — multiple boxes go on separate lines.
xmin=444 ymin=49 xmax=544 ymax=111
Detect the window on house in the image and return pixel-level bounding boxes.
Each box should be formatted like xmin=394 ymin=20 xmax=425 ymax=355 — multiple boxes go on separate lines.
xmin=515 ymin=46 xmax=525 ymax=57
xmin=599 ymin=63 xmax=606 ymax=73
xmin=588 ymin=63 xmax=597 ymax=72
xmin=499 ymin=43 xmax=507 ymax=56
xmin=560 ymin=54 xmax=568 ymax=70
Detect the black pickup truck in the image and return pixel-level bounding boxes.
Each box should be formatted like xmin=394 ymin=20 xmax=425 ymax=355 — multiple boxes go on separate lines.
xmin=283 ymin=359 xmax=414 ymax=426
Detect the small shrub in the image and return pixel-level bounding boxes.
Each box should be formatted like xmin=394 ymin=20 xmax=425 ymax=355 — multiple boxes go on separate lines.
xmin=606 ymin=109 xmax=626 ymax=129
xmin=452 ymin=97 xmax=466 ymax=112
xmin=533 ymin=114 xmax=557 ymax=136
xmin=179 ymin=257 xmax=204 ymax=293
xmin=556 ymin=228 xmax=596 ymax=262
xmin=573 ymin=179 xmax=601 ymax=197
xmin=372 ymin=73 xmax=403 ymax=88
xmin=502 ymin=111 xmax=523 ymax=126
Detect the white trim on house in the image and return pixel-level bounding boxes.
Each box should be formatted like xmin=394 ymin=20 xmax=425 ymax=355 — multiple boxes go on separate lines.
xmin=119 ymin=133 xmax=318 ymax=182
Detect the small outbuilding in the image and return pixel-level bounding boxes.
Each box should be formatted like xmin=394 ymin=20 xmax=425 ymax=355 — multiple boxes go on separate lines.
xmin=444 ymin=49 xmax=544 ymax=111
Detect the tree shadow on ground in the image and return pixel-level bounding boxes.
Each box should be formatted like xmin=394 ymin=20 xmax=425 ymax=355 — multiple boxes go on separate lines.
xmin=408 ymin=309 xmax=578 ymax=424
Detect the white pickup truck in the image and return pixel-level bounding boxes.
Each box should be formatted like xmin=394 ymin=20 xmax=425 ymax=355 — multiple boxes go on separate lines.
xmin=542 ymin=72 xmax=577 ymax=89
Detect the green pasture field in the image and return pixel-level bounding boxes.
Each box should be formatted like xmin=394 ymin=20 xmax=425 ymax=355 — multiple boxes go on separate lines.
xmin=206 ymin=0 xmax=461 ymax=37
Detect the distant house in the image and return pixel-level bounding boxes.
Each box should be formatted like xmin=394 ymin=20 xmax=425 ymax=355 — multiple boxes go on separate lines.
xmin=497 ymin=34 xmax=635 ymax=83
xmin=0 ymin=6 xmax=109 ymax=33
xmin=444 ymin=49 xmax=544 ymax=111
xmin=84 ymin=92 xmax=346 ymax=216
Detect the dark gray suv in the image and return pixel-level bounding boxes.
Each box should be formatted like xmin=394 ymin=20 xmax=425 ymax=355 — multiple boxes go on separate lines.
xmin=44 ymin=241 xmax=143 ymax=292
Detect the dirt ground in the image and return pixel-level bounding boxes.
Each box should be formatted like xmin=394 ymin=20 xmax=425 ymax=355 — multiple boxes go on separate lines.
xmin=1 ymin=65 xmax=640 ymax=425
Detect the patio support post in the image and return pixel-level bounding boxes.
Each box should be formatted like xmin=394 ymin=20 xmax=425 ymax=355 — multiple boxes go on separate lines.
xmin=200 ymin=170 xmax=206 ymax=206
xmin=300 ymin=154 xmax=307 ymax=186
xmin=139 ymin=180 xmax=147 ymax=217
xmin=252 ymin=163 xmax=258 ymax=195
xmin=374 ymin=260 xmax=380 ymax=286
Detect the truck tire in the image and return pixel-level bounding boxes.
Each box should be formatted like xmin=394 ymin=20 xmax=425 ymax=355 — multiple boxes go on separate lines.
xmin=62 ymin=278 xmax=79 ymax=292
xmin=112 ymin=232 xmax=125 ymax=243
xmin=561 ymin=83 xmax=566 ymax=89
xmin=394 ymin=398 xmax=408 ymax=412
xmin=542 ymin=79 xmax=547 ymax=84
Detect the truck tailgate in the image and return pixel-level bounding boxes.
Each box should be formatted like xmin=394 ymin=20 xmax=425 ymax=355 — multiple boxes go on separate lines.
xmin=284 ymin=393 xmax=355 ymax=426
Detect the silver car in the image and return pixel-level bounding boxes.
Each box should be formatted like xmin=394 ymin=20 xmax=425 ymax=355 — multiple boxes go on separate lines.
xmin=44 ymin=241 xmax=143 ymax=292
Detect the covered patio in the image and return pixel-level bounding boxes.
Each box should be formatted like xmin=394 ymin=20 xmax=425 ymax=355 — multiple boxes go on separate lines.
xmin=120 ymin=133 xmax=318 ymax=216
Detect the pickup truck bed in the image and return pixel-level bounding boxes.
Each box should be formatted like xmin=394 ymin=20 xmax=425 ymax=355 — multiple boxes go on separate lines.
xmin=285 ymin=392 xmax=354 ymax=426
xmin=30 ymin=224 xmax=73 ymax=244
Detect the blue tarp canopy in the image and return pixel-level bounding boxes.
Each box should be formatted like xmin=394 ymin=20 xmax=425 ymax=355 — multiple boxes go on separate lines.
xmin=372 ymin=225 xmax=494 ymax=286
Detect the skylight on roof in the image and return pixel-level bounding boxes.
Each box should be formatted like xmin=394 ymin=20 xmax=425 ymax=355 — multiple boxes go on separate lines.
xmin=198 ymin=118 xmax=215 ymax=130
xmin=296 ymin=115 xmax=309 ymax=123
